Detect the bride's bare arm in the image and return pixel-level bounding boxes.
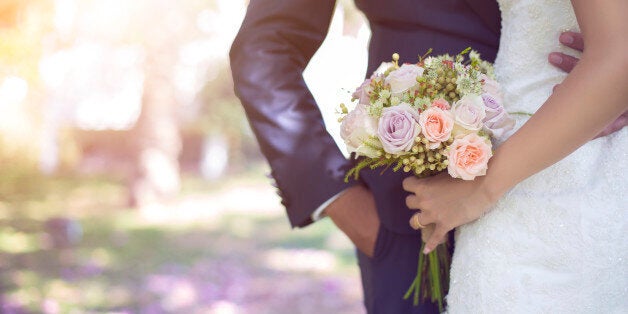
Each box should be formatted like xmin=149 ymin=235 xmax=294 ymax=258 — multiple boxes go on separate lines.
xmin=549 ymin=31 xmax=628 ymax=138
xmin=403 ymin=0 xmax=628 ymax=253
xmin=485 ymin=0 xmax=628 ymax=198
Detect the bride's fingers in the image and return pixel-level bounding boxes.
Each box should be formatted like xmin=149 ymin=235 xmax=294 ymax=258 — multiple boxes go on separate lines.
xmin=548 ymin=52 xmax=579 ymax=73
xmin=423 ymin=226 xmax=448 ymax=254
xmin=405 ymin=194 xmax=421 ymax=209
xmin=420 ymin=224 xmax=435 ymax=243
xmin=409 ymin=212 xmax=435 ymax=230
xmin=559 ymin=31 xmax=584 ymax=51
xmin=402 ymin=176 xmax=421 ymax=192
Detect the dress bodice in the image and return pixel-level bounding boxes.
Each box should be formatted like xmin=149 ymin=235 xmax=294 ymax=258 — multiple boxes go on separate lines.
xmin=495 ymin=0 xmax=580 ymax=114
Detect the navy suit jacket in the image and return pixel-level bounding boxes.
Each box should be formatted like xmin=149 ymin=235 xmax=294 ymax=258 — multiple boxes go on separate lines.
xmin=230 ymin=0 xmax=500 ymax=234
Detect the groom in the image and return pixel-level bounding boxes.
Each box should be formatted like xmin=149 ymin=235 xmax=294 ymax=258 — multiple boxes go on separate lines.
xmin=229 ymin=0 xmax=626 ymax=313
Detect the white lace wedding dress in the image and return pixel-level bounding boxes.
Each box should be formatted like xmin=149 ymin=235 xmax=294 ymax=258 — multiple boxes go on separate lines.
xmin=446 ymin=0 xmax=628 ymax=312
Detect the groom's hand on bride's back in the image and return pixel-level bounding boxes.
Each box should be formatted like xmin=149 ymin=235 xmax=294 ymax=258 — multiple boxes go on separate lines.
xmin=324 ymin=185 xmax=380 ymax=258
xmin=549 ymin=31 xmax=628 ymax=138
xmin=549 ymin=31 xmax=584 ymax=73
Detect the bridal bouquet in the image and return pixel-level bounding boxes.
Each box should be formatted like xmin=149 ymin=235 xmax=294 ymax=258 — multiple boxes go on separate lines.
xmin=338 ymin=48 xmax=515 ymax=310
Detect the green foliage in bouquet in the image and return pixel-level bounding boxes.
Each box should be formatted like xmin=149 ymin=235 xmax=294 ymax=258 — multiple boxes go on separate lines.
xmin=342 ymin=47 xmax=494 ymax=182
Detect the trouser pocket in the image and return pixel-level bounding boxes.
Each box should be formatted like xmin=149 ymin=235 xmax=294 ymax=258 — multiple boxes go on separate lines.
xmin=369 ymin=222 xmax=391 ymax=262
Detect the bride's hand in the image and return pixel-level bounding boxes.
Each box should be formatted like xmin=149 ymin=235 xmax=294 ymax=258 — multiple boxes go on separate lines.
xmin=403 ymin=173 xmax=498 ymax=254
xmin=549 ymin=31 xmax=628 ymax=138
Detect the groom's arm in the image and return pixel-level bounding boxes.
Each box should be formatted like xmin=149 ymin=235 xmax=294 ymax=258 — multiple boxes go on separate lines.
xmin=549 ymin=31 xmax=628 ymax=137
xmin=230 ymin=0 xmax=380 ymax=256
xmin=230 ymin=0 xmax=354 ymax=228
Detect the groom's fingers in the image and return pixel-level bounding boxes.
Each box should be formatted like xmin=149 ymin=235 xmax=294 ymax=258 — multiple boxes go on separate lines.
xmin=548 ymin=52 xmax=580 ymax=73
xmin=595 ymin=111 xmax=628 ymax=138
xmin=550 ymin=31 xmax=584 ymax=74
xmin=559 ymin=31 xmax=584 ymax=51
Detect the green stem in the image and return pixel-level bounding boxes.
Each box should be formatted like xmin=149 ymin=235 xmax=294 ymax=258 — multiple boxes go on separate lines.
xmin=429 ymin=251 xmax=443 ymax=312
xmin=508 ymin=111 xmax=533 ymax=116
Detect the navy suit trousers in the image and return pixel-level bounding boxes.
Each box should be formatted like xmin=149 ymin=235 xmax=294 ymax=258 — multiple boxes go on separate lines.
xmin=357 ymin=226 xmax=441 ymax=314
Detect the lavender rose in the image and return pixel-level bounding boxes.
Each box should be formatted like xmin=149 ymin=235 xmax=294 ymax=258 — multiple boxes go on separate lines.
xmin=340 ymin=104 xmax=379 ymax=158
xmin=352 ymin=78 xmax=372 ymax=106
xmin=452 ymin=95 xmax=486 ymax=132
xmin=385 ymin=64 xmax=424 ymax=95
xmin=377 ymin=102 xmax=421 ymax=154
xmin=482 ymin=93 xmax=515 ymax=139
xmin=480 ymin=74 xmax=502 ymax=101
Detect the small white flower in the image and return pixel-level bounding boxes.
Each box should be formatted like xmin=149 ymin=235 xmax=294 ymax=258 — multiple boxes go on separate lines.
xmin=390 ymin=96 xmax=401 ymax=106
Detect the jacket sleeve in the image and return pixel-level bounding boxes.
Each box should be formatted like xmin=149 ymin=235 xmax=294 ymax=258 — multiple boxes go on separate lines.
xmin=229 ymin=0 xmax=358 ymax=228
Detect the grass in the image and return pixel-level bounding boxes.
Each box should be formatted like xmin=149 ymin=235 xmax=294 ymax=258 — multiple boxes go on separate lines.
xmin=0 ymin=168 xmax=364 ymax=313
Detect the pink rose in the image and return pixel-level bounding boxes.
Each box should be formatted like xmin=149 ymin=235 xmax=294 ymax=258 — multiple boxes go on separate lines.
xmin=419 ymin=107 xmax=454 ymax=149
xmin=385 ymin=64 xmax=424 ymax=95
xmin=452 ymin=95 xmax=486 ymax=131
xmin=341 ymin=104 xmax=379 ymax=158
xmin=352 ymin=78 xmax=372 ymax=105
xmin=377 ymin=102 xmax=421 ymax=154
xmin=431 ymin=98 xmax=451 ymax=110
xmin=481 ymin=93 xmax=516 ymax=139
xmin=447 ymin=133 xmax=493 ymax=180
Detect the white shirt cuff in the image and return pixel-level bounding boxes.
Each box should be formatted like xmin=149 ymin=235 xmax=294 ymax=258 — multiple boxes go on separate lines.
xmin=311 ymin=189 xmax=349 ymax=221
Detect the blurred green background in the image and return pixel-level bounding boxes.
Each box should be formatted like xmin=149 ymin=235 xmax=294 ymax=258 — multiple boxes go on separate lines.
xmin=0 ymin=0 xmax=371 ymax=313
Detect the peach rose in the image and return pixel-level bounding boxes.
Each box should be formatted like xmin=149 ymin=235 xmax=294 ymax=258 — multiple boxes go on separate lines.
xmin=419 ymin=107 xmax=454 ymax=149
xmin=447 ymin=133 xmax=493 ymax=180
xmin=431 ymin=98 xmax=451 ymax=110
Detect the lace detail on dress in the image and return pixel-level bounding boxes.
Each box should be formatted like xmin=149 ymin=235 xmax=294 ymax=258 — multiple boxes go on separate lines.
xmin=445 ymin=0 xmax=628 ymax=312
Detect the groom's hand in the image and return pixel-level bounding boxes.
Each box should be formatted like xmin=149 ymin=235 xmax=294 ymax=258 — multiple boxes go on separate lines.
xmin=324 ymin=185 xmax=380 ymax=258
xmin=549 ymin=31 xmax=584 ymax=73
xmin=549 ymin=31 xmax=628 ymax=138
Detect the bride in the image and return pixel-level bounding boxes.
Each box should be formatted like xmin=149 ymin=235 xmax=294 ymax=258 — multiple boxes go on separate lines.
xmin=403 ymin=0 xmax=627 ymax=312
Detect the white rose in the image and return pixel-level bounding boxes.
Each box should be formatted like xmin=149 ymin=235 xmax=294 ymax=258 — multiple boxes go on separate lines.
xmin=452 ymin=95 xmax=486 ymax=131
xmin=340 ymin=104 xmax=379 ymax=158
xmin=385 ymin=64 xmax=424 ymax=95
